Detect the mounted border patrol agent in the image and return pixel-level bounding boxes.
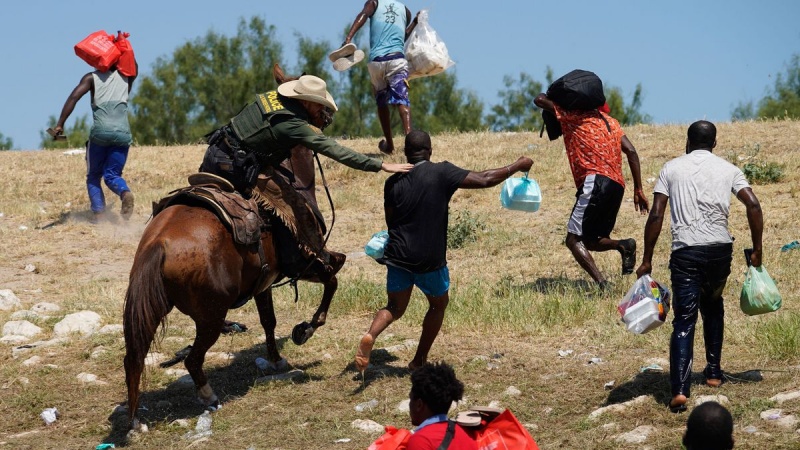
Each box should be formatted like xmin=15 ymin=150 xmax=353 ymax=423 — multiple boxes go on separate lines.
xmin=199 ymin=75 xmax=412 ymax=276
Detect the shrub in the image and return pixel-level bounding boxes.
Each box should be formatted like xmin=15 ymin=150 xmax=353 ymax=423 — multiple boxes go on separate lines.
xmin=742 ymin=161 xmax=785 ymax=184
xmin=447 ymin=210 xmax=486 ymax=249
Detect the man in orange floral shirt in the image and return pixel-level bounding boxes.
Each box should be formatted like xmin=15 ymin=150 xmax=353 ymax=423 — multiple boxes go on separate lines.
xmin=534 ymin=93 xmax=649 ymax=288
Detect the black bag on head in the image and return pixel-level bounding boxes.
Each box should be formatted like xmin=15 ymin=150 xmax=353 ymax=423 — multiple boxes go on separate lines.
xmin=546 ymin=69 xmax=606 ymax=111
xmin=540 ymin=69 xmax=607 ymax=141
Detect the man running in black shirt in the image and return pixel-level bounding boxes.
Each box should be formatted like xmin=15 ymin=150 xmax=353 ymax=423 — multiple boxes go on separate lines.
xmin=355 ymin=130 xmax=533 ymax=373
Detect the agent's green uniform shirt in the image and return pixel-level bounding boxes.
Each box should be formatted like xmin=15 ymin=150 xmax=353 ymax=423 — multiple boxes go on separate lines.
xmin=230 ymin=91 xmax=382 ymax=172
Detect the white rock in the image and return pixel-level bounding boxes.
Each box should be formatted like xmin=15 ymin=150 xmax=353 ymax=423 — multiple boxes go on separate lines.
xmin=172 ymin=418 xmax=191 ymax=428
xmin=10 ymin=310 xmax=40 ymax=321
xmin=165 ymin=368 xmax=189 ymax=377
xmin=53 ymin=310 xmax=102 ymax=336
xmin=504 ymin=386 xmax=522 ymax=397
xmin=22 ymin=356 xmax=42 ymax=366
xmin=0 ymin=290 xmax=22 ymax=310
xmin=771 ymin=390 xmax=800 ymax=405
xmin=488 ymin=400 xmax=502 ymax=409
xmin=615 ymin=425 xmax=657 ymax=444
xmin=351 ymin=419 xmax=384 ymax=434
xmin=760 ymin=409 xmax=799 ymax=429
xmin=206 ymin=351 xmax=234 ymax=362
xmin=1 ymin=335 xmax=30 ymax=344
xmin=19 ymin=226 xmax=29 ymax=231
xmin=589 ymin=395 xmax=649 ymax=420
xmin=693 ymin=395 xmax=729 ymax=406
xmin=396 ymin=399 xmax=410 ymax=412
xmin=12 ymin=338 xmax=68 ymax=357
xmin=98 ymin=324 xmax=123 ymax=335
xmin=145 ymin=352 xmax=165 ymax=366
xmin=31 ymin=302 xmax=60 ymax=314
xmin=90 ymin=347 xmax=107 ymax=359
xmin=174 ymin=374 xmax=195 ymax=387
xmin=3 ymin=320 xmax=42 ymax=338
xmin=383 ymin=339 xmax=418 ymax=354
xmin=77 ymin=372 xmax=108 ymax=385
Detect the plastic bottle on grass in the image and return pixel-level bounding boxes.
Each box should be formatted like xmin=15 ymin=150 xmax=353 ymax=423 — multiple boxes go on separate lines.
xmin=355 ymin=399 xmax=379 ymax=412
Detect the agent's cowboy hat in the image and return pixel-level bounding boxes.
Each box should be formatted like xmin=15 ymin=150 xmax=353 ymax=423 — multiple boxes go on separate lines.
xmin=277 ymin=75 xmax=338 ymax=111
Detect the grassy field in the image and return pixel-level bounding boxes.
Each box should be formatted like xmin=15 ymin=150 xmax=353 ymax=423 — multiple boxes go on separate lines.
xmin=1 ymin=120 xmax=799 ymax=449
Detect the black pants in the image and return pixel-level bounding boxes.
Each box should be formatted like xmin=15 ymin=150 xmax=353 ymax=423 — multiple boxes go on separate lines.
xmin=668 ymin=243 xmax=732 ymax=397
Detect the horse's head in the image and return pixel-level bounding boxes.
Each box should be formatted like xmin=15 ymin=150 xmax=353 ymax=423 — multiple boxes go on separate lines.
xmin=272 ymin=63 xmax=333 ymax=130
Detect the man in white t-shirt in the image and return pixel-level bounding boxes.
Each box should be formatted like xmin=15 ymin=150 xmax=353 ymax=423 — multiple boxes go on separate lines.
xmin=635 ymin=120 xmax=763 ymax=413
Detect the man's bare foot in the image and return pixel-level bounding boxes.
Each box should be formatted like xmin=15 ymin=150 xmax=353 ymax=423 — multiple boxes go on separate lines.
xmin=669 ymin=394 xmax=688 ymax=413
xmin=355 ymin=334 xmax=374 ymax=372
xmin=378 ymin=139 xmax=394 ymax=155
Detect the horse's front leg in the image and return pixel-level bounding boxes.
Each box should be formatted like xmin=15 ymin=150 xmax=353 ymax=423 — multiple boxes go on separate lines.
xmin=292 ymin=251 xmax=345 ymax=345
xmin=254 ymin=290 xmax=288 ymax=371
xmin=310 ymin=275 xmax=338 ymax=328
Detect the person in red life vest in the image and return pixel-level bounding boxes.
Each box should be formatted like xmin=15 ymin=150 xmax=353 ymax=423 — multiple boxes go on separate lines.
xmin=407 ymin=362 xmax=477 ymax=450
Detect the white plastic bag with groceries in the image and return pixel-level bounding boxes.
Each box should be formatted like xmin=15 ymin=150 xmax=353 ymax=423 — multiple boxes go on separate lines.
xmin=617 ymin=275 xmax=671 ymax=334
xmin=404 ymin=9 xmax=455 ymax=80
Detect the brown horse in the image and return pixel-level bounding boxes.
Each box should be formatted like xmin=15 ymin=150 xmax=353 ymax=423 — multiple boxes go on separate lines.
xmin=122 ymin=65 xmax=345 ymax=432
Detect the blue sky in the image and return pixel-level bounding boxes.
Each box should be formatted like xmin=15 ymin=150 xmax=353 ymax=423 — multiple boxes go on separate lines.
xmin=1 ymin=0 xmax=798 ymax=150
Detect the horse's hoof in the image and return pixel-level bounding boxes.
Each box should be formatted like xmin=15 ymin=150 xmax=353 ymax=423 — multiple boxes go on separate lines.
xmin=206 ymin=400 xmax=222 ymax=412
xmin=291 ymin=321 xmax=315 ymax=345
xmin=267 ymin=358 xmax=289 ymax=372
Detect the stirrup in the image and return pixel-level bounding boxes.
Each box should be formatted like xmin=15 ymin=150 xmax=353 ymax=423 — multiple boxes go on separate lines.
xmin=188 ymin=172 xmax=235 ymax=193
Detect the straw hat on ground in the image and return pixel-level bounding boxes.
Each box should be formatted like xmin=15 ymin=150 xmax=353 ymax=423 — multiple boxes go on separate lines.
xmin=277 ymin=75 xmax=338 ymax=111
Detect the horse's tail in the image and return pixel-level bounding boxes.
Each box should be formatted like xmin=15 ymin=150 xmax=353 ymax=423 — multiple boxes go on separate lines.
xmin=123 ymin=242 xmax=171 ymax=429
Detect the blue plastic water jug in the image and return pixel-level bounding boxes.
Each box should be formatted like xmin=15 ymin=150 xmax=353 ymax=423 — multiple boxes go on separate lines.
xmin=500 ymin=173 xmax=542 ymax=212
xmin=365 ymin=230 xmax=389 ymax=259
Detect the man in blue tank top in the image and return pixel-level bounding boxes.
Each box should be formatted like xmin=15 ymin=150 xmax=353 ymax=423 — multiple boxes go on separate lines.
xmin=344 ymin=0 xmax=419 ymax=155
xmin=53 ymin=62 xmax=138 ymax=224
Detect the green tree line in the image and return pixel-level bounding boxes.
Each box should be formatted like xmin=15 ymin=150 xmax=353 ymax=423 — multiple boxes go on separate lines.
xmin=733 ymin=53 xmax=800 ymax=121
xmin=42 ymin=16 xmax=658 ymax=148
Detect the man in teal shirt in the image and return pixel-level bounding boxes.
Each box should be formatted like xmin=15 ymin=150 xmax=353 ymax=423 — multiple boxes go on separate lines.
xmin=344 ymin=0 xmax=419 ymax=154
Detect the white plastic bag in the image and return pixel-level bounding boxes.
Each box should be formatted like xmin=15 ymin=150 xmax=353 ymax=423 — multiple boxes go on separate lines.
xmin=404 ymin=9 xmax=455 ymax=80
xmin=618 ymin=275 xmax=671 ymax=334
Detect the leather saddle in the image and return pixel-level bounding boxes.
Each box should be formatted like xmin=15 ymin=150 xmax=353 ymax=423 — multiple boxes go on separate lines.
xmin=152 ymin=173 xmax=265 ymax=246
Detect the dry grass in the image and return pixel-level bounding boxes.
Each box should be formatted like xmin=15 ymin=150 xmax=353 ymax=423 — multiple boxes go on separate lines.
xmin=1 ymin=120 xmax=800 ymax=449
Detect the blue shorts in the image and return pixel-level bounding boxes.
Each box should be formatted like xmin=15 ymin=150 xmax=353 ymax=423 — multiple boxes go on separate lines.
xmin=386 ymin=265 xmax=450 ymax=297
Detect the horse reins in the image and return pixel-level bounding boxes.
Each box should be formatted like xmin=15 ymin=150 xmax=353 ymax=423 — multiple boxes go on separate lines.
xmin=270 ymin=152 xmax=336 ymax=298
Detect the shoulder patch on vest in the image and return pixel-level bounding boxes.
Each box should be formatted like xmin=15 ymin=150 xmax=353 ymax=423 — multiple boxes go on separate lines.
xmin=256 ymin=91 xmax=285 ymax=114
xmin=306 ymin=124 xmax=322 ymax=135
